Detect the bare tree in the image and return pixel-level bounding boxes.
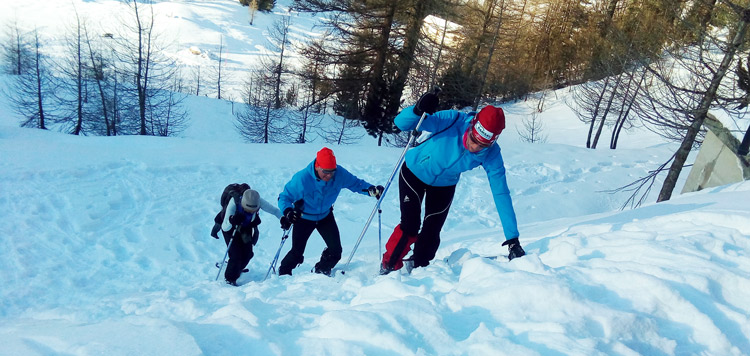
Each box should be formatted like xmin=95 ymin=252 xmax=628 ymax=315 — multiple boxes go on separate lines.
xmin=267 ymin=14 xmax=293 ymax=109
xmin=321 ymin=115 xmax=365 ymax=145
xmin=6 ymin=29 xmax=53 ymax=130
xmin=1 ymin=19 xmax=33 ymax=75
xmin=293 ymin=45 xmax=332 ymax=143
xmin=148 ymin=78 xmax=189 ymax=136
xmin=55 ymin=7 xmax=89 ymax=135
xmin=518 ymin=98 xmax=548 ymax=144
xmin=191 ymin=64 xmax=203 ymax=96
xmin=208 ymin=35 xmax=226 ymax=100
xmin=110 ymin=0 xmax=187 ymax=136
xmin=569 ymin=75 xmax=611 ymax=148
xmin=83 ymin=30 xmax=110 ymax=135
xmin=589 ymin=72 xmax=624 ymax=148
xmin=248 ymin=0 xmax=259 ymax=25
xmin=609 ymin=68 xmax=646 ymax=149
xmin=235 ymin=69 xmax=290 ymax=143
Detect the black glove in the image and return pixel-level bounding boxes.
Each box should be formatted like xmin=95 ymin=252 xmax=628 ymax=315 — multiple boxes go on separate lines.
xmin=228 ymin=214 xmax=243 ymax=225
xmin=284 ymin=208 xmax=300 ymax=224
xmin=502 ymin=237 xmax=526 ymax=261
xmin=413 ymin=92 xmax=439 ymax=116
xmin=210 ymin=223 xmax=221 ymax=239
xmin=280 ymin=216 xmax=291 ymax=230
xmin=366 ymin=185 xmax=385 ymax=199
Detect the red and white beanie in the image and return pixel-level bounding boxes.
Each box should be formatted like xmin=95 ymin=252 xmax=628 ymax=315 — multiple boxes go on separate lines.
xmin=315 ymin=147 xmax=337 ymax=170
xmin=471 ymin=106 xmax=505 ymax=145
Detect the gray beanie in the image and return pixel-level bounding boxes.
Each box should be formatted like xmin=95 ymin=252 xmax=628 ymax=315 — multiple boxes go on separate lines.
xmin=241 ymin=189 xmax=260 ymax=212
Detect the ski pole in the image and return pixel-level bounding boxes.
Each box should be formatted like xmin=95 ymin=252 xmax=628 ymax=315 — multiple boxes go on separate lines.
xmin=378 ymin=208 xmax=382 ymax=259
xmin=341 ymin=110 xmax=431 ymax=275
xmin=264 ymin=199 xmax=303 ymax=281
xmin=215 ymin=237 xmax=234 ymax=281
xmin=264 ymin=228 xmax=290 ymax=281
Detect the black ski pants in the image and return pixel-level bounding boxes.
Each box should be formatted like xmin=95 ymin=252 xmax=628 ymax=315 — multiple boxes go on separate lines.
xmin=399 ymin=163 xmax=456 ymax=267
xmin=222 ymin=225 xmax=258 ymax=283
xmin=278 ymin=211 xmax=341 ymax=275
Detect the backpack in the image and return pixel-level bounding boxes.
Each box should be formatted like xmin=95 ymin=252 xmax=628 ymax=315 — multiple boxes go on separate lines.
xmin=213 ymin=183 xmax=251 ymax=225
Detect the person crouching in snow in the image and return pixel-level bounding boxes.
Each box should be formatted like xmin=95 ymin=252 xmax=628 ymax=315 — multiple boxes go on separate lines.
xmin=277 ymin=147 xmax=384 ymax=276
xmin=218 ymin=188 xmax=282 ymax=285
xmin=380 ymin=91 xmax=525 ymax=275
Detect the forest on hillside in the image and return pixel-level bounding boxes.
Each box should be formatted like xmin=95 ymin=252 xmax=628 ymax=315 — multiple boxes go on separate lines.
xmin=3 ymin=0 xmax=750 ymax=159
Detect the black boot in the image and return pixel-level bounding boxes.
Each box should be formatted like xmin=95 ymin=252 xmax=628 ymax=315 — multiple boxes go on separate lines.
xmin=502 ymin=238 xmax=526 ymax=261
xmin=379 ymin=262 xmax=394 ymax=275
xmin=313 ymin=262 xmax=332 ymax=276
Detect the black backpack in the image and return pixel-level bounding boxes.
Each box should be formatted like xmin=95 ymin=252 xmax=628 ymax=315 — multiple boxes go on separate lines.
xmin=211 ymin=183 xmax=250 ymax=237
xmin=216 ymin=183 xmax=251 ymax=224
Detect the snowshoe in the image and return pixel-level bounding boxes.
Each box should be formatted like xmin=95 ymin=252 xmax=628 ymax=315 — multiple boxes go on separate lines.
xmin=403 ymin=258 xmax=415 ymax=275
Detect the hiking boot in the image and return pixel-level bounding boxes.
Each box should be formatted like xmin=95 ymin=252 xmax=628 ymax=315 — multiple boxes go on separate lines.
xmin=313 ymin=266 xmax=332 ymax=276
xmin=313 ymin=262 xmax=332 ymax=276
xmin=225 ymin=279 xmax=238 ymax=286
xmin=379 ymin=263 xmax=394 ymax=275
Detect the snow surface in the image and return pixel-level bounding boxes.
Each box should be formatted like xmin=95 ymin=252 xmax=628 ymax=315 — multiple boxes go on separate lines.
xmin=2 ymin=1 xmax=750 ymax=355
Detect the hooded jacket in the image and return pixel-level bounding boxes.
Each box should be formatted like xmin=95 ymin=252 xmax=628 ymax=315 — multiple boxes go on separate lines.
xmin=395 ymin=105 xmax=519 ymax=240
xmin=278 ymin=160 xmax=372 ymax=221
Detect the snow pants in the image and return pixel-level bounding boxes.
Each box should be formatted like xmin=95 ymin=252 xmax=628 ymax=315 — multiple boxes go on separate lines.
xmin=278 ymin=211 xmax=341 ymax=275
xmin=382 ymin=163 xmax=456 ymax=270
xmin=222 ymin=225 xmax=258 ymax=283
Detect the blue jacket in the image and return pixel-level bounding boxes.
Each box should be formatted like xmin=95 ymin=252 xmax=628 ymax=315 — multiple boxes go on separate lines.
xmin=278 ymin=160 xmax=372 ymax=221
xmin=395 ymin=106 xmax=519 ymax=240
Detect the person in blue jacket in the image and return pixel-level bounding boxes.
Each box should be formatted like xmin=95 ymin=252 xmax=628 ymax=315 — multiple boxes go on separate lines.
xmin=278 ymin=147 xmax=384 ymax=276
xmin=380 ymin=92 xmax=526 ymax=275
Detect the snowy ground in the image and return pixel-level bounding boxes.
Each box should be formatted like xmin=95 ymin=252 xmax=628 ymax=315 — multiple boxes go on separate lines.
xmin=2 ymin=105 xmax=750 ymax=355
xmin=2 ymin=0 xmax=750 ymax=355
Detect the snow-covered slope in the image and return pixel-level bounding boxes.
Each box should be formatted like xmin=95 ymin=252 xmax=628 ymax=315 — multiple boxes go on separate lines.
xmin=1 ymin=120 xmax=749 ymax=355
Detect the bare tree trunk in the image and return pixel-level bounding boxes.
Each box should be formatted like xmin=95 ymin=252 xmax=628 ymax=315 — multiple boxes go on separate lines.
xmin=610 ymin=69 xmax=646 ymax=149
xmin=263 ymin=102 xmax=271 ymax=143
xmin=362 ymin=1 xmax=397 ymax=140
xmin=591 ymin=73 xmax=623 ymax=148
xmin=34 ymin=31 xmax=46 ymax=130
xmin=217 ymin=36 xmax=224 ymax=100
xmin=273 ymin=17 xmax=290 ymax=109
xmin=73 ymin=12 xmax=84 ymax=135
xmin=84 ymin=23 xmax=111 ymax=136
xmin=586 ymin=76 xmax=609 ymax=148
xmin=133 ymin=1 xmax=148 ymax=135
xmin=473 ymin=0 xmax=505 ymax=110
xmin=430 ymin=19 xmax=449 ymax=89
xmin=385 ymin=0 xmax=429 ymax=120
xmin=87 ymin=45 xmax=110 ymax=135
